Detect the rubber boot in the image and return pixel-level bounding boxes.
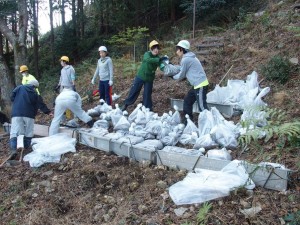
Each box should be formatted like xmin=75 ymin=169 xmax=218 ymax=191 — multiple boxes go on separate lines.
xmin=24 ymin=136 xmax=32 ymax=149
xmin=9 ymin=137 xmax=17 ymax=160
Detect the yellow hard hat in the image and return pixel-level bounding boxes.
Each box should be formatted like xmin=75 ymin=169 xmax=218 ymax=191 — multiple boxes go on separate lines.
xmin=149 ymin=40 xmax=159 ymax=49
xmin=19 ymin=65 xmax=28 ymax=73
xmin=60 ymin=56 xmax=69 ymax=62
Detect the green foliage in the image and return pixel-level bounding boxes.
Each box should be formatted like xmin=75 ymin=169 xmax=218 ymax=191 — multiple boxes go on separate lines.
xmin=284 ymin=210 xmax=300 ymax=225
xmin=259 ymin=12 xmax=271 ymax=29
xmin=239 ymin=106 xmax=300 ymax=148
xmin=234 ymin=8 xmax=254 ymax=30
xmin=123 ymin=62 xmax=141 ymax=78
xmin=260 ymin=55 xmax=292 ymax=84
xmin=107 ymin=27 xmax=149 ymax=47
xmin=196 ymin=202 xmax=212 ymax=225
xmin=285 ymin=25 xmax=300 ymax=37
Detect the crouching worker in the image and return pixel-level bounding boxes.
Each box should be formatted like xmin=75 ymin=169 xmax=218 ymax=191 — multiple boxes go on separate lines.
xmin=49 ymin=87 xmax=94 ymax=135
xmin=9 ymin=79 xmax=40 ymax=159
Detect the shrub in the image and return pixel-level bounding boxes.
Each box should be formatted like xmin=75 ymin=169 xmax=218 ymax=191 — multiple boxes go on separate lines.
xmin=260 ymin=55 xmax=291 ymax=84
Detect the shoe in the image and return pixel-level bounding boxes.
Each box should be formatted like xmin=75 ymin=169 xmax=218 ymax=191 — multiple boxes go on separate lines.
xmin=120 ymin=103 xmax=128 ymax=111
xmin=87 ymin=119 xmax=95 ymax=128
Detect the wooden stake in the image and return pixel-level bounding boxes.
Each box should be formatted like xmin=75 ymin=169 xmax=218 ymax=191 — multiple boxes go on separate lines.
xmin=219 ymin=65 xmax=233 ymax=85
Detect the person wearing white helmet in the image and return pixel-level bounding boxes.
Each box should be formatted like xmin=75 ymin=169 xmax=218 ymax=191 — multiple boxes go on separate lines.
xmin=91 ymin=46 xmax=114 ymax=105
xmin=56 ymin=56 xmax=76 ymax=92
xmin=9 ymin=79 xmax=40 ymax=159
xmin=172 ymin=40 xmax=209 ymax=124
xmin=120 ymin=40 xmax=166 ymax=111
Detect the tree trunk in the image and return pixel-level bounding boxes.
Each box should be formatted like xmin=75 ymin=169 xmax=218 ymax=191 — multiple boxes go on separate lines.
xmin=49 ymin=0 xmax=55 ymax=66
xmin=0 ymin=0 xmax=28 ymax=104
xmin=61 ymin=0 xmax=66 ymax=28
xmin=0 ymin=55 xmax=14 ymax=108
xmin=32 ymin=0 xmax=39 ymax=78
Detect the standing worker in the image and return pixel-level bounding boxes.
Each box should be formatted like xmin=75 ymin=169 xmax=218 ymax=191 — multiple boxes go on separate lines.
xmin=49 ymin=88 xmax=95 ymax=135
xmin=91 ymin=46 xmax=114 ymax=105
xmin=19 ymin=65 xmax=53 ymax=116
xmin=172 ymin=40 xmax=209 ymax=124
xmin=9 ymin=79 xmax=39 ymax=159
xmin=120 ymin=40 xmax=166 ymax=111
xmin=57 ymin=56 xmax=76 ymax=92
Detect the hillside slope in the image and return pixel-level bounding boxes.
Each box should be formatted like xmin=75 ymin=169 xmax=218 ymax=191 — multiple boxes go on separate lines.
xmin=0 ymin=1 xmax=299 ymax=225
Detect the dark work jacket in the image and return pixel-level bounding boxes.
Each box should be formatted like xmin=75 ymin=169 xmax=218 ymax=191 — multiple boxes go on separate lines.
xmin=11 ymin=84 xmax=39 ymax=119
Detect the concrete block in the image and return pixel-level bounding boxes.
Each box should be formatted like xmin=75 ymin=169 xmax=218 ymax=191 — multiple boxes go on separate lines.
xmin=110 ymin=140 xmax=156 ymax=163
xmin=78 ymin=130 xmax=110 ymax=152
xmin=170 ymin=98 xmax=235 ymax=118
xmin=156 ymin=148 xmax=291 ymax=191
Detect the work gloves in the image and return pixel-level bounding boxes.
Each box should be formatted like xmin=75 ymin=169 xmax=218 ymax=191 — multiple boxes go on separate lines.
xmin=91 ymin=79 xmax=95 ymax=85
xmin=109 ymin=80 xmax=113 ymax=86
xmin=160 ymin=56 xmax=168 ymax=62
xmin=172 ymin=74 xmax=180 ymax=80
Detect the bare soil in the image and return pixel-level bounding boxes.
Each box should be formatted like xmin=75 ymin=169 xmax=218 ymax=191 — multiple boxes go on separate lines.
xmin=0 ymin=1 xmax=299 ymax=224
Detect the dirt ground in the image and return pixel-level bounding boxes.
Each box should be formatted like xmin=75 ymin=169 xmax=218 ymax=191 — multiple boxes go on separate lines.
xmin=1 ymin=1 xmax=300 ymax=224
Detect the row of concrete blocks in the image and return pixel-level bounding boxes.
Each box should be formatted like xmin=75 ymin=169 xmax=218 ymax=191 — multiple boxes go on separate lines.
xmin=9 ymin=124 xmax=292 ymax=192
xmin=76 ymin=128 xmax=290 ymax=192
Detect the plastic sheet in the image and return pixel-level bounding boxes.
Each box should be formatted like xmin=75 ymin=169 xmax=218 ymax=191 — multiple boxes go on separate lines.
xmin=23 ymin=133 xmax=76 ymax=167
xmin=169 ymin=160 xmax=255 ymax=205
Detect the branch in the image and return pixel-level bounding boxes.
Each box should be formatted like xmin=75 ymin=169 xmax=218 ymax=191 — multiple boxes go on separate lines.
xmin=0 ymin=18 xmax=15 ymax=45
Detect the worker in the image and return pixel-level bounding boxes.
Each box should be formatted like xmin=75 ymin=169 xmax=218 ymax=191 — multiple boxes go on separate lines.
xmin=19 ymin=65 xmax=53 ymax=116
xmin=49 ymin=88 xmax=95 ymax=135
xmin=120 ymin=40 xmax=166 ymax=111
xmin=91 ymin=46 xmax=114 ymax=105
xmin=9 ymin=79 xmax=40 ymax=159
xmin=56 ymin=56 xmax=76 ymax=92
xmin=172 ymin=40 xmax=209 ymax=124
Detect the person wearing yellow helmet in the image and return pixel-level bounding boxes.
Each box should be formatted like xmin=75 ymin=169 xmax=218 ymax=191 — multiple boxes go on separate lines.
xmin=120 ymin=40 xmax=165 ymax=111
xmin=172 ymin=40 xmax=209 ymax=125
xmin=56 ymin=56 xmax=76 ymax=92
xmin=19 ymin=65 xmax=53 ymax=116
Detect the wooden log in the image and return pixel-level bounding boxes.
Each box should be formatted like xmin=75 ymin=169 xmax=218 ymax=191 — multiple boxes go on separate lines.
xmin=198 ymin=43 xmax=224 ymax=49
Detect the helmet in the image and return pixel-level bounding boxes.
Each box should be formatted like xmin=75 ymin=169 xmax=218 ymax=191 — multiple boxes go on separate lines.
xmin=60 ymin=56 xmax=69 ymax=62
xmin=28 ymin=79 xmax=39 ymax=87
xmin=149 ymin=40 xmax=159 ymax=49
xmin=98 ymin=46 xmax=107 ymax=52
xmin=176 ymin=40 xmax=190 ymax=50
xmin=19 ymin=65 xmax=28 ymax=73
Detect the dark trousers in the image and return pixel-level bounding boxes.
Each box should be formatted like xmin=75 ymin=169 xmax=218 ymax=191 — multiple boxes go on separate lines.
xmin=125 ymin=76 xmax=153 ymax=111
xmin=99 ymin=80 xmax=112 ymax=105
xmin=183 ymin=85 xmax=208 ymax=120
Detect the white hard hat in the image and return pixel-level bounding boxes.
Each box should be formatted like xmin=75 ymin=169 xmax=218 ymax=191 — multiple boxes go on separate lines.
xmin=176 ymin=40 xmax=190 ymax=50
xmin=98 ymin=46 xmax=107 ymax=52
xmin=28 ymin=79 xmax=39 ymax=87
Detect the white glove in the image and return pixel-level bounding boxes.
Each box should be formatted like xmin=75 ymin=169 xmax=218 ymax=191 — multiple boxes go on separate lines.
xmin=172 ymin=74 xmax=180 ymax=80
xmin=109 ymin=80 xmax=113 ymax=86
xmin=91 ymin=79 xmax=95 ymax=85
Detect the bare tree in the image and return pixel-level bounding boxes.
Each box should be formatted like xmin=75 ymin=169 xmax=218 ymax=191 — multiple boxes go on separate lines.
xmin=0 ymin=0 xmax=29 ymax=105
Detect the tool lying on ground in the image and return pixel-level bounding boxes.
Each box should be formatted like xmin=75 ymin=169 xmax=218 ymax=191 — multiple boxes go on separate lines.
xmin=0 ymin=135 xmax=25 ymax=167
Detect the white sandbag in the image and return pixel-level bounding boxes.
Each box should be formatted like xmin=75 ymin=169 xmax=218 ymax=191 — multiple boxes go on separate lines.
xmin=23 ymin=133 xmax=76 ymax=167
xmin=193 ymin=134 xmax=218 ymax=149
xmin=205 ymin=148 xmax=232 ymax=161
xmin=164 ymin=64 xmax=181 ymax=77
xmin=134 ymin=139 xmax=164 ymax=150
xmin=117 ymin=134 xmax=144 ymax=145
xmin=169 ymin=160 xmax=255 ymax=205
